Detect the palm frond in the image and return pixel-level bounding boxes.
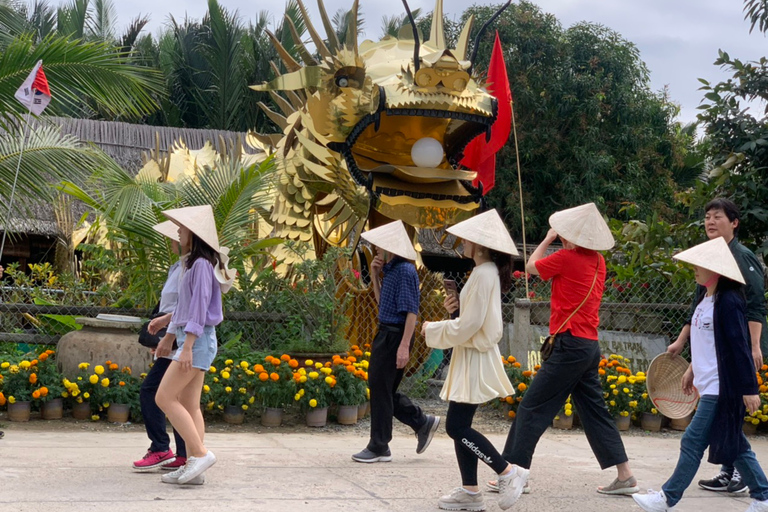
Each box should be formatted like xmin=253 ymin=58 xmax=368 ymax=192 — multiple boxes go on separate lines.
xmin=56 ymin=0 xmax=88 ymax=39
xmin=88 ymin=0 xmax=115 ymax=41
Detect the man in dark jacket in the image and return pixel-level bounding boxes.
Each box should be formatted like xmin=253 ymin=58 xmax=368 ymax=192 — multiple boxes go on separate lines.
xmin=668 ymin=197 xmax=767 ymax=494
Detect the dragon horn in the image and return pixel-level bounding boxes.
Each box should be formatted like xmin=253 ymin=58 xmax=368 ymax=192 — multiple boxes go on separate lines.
xmin=468 ymin=0 xmax=512 ymax=75
xmin=346 ymin=0 xmax=359 ymax=54
xmin=456 ymin=14 xmax=475 ymax=61
xmin=401 ymin=0 xmax=420 ymax=72
xmin=425 ymin=0 xmax=445 ymax=50
xmin=296 ymin=0 xmax=331 ymax=59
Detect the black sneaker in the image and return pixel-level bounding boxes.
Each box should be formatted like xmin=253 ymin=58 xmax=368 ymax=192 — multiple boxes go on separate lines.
xmin=728 ymin=469 xmax=749 ymax=493
xmin=416 ymin=415 xmax=440 ymax=454
xmin=351 ymin=448 xmax=392 ymax=463
xmin=698 ymin=470 xmax=731 ymax=492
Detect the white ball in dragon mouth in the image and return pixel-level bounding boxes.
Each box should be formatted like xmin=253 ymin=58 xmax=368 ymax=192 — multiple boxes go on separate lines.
xmin=411 ymin=137 xmax=444 ymax=167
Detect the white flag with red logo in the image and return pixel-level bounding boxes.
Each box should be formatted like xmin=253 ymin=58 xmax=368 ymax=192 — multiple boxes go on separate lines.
xmin=14 ymin=60 xmax=51 ymax=115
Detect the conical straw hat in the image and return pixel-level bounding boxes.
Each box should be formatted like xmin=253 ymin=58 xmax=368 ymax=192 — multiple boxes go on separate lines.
xmin=673 ymin=236 xmax=745 ymax=284
xmin=446 ymin=209 xmax=519 ymax=256
xmin=548 ymin=203 xmax=615 ymax=251
xmin=361 ymin=220 xmax=417 ymax=260
xmin=163 ymin=205 xmax=220 ymax=252
xmin=646 ymin=352 xmax=698 ymax=419
xmin=152 ymin=220 xmax=180 ymax=242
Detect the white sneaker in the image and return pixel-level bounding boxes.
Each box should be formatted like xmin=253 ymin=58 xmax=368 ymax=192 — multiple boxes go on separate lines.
xmin=178 ymin=450 xmax=216 ymax=484
xmin=497 ymin=465 xmax=530 ymax=510
xmin=746 ymin=499 xmax=768 ymax=512
xmin=160 ymin=465 xmax=205 ymax=485
xmin=633 ymin=489 xmax=674 ymax=511
xmin=437 ymin=487 xmax=486 ymax=511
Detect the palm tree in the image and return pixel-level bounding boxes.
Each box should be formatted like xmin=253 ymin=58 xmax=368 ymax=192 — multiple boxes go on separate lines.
xmin=380 ymin=8 xmax=420 ymax=39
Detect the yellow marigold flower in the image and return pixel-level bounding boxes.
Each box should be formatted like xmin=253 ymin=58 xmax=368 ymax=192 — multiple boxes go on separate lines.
xmin=242 ymin=404 xmax=249 ymax=411
xmin=642 ymin=393 xmax=648 ymax=399
xmin=564 ymin=403 xmax=572 ymax=410
xmin=203 ymin=385 xmax=210 ymax=393
xmin=213 ymin=377 xmax=219 ymax=383
xmin=300 ymin=375 xmax=307 ymax=383
xmin=103 ymin=402 xmax=110 ymax=408
xmin=565 ymin=410 xmax=573 ymax=417
xmin=299 ymin=368 xmax=307 ymax=376
xmin=366 ymin=388 xmax=370 ymax=399
xmin=607 ymin=375 xmax=617 ymax=381
xmin=321 ymin=367 xmax=332 ymax=375
xmin=623 ymin=388 xmax=630 ymax=393
xmin=91 ymin=414 xmax=100 ymax=421
xmin=94 ymin=365 xmax=104 ymax=375
xmin=225 ymin=359 xmax=234 ymax=366
xmin=295 ymin=393 xmax=301 ymax=401
xmin=225 ymin=386 xmax=232 ymax=393
xmin=19 ymin=360 xmax=31 ymax=370
xmin=628 ymin=377 xmax=636 ymax=384
xmin=309 ymin=399 xmax=318 ymax=408
xmin=240 ymin=361 xmax=249 ymax=369
xmin=305 ymin=359 xmax=314 ymax=366
xmin=609 ymin=400 xmax=616 ymax=407
xmin=221 ymin=371 xmax=230 ymax=379
xmin=314 ymin=362 xmax=323 ymax=369
xmin=249 ymin=396 xmax=255 ymax=404
xmin=83 ymin=392 xmax=90 ymax=399
xmin=209 ymin=366 xmax=217 ymax=373
xmin=239 ymin=387 xmax=247 ymax=394
xmin=610 ymin=384 xmax=616 ymax=389
xmin=0 ymin=362 xmax=8 ymax=369
xmin=325 ymin=376 xmax=333 ymax=385
xmin=299 ymin=389 xmax=305 ymax=396
xmin=9 ymin=365 xmax=18 ymax=373
xmin=101 ymin=378 xmax=110 ymax=387
xmin=309 ymin=371 xmax=319 ymax=379
xmin=612 ymin=389 xmax=619 ymax=395
xmin=617 ymin=376 xmax=627 ymax=384
xmin=61 ymin=391 xmax=69 ymax=398
xmin=636 ymin=371 xmax=645 ymax=377
xmin=78 ymin=362 xmax=90 ymax=370
xmin=8 ymin=396 xmax=15 ymax=404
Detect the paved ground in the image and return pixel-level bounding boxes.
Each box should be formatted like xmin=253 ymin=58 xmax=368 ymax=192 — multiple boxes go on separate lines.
xmin=1 ymin=421 xmax=766 ymax=512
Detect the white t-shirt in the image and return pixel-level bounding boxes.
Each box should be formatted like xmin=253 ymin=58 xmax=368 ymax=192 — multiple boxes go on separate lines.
xmin=690 ymin=295 xmax=719 ymax=396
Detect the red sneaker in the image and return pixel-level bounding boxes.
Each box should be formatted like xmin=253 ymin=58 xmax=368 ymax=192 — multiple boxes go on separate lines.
xmin=161 ymin=456 xmax=186 ymax=470
xmin=132 ymin=450 xmax=176 ymax=471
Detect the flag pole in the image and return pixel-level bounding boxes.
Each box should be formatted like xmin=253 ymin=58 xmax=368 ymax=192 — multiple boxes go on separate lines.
xmin=510 ymin=102 xmax=529 ymax=298
xmin=0 ymin=112 xmax=32 ymax=258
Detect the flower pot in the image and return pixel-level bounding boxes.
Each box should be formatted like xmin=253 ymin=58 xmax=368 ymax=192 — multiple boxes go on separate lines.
xmin=41 ymin=398 xmax=64 ymax=420
xmin=72 ymin=401 xmax=91 ymax=420
xmin=7 ymin=401 xmax=31 ymax=422
xmin=260 ymin=407 xmax=283 ymax=427
xmin=337 ymin=404 xmax=358 ymax=425
xmin=552 ymin=414 xmax=573 ymax=430
xmin=744 ymin=421 xmax=759 ymax=436
xmin=669 ymin=413 xmax=693 ymax=431
xmin=107 ymin=403 xmax=131 ymax=423
xmin=223 ymin=405 xmax=245 ymax=425
xmin=357 ymin=402 xmax=367 ymax=420
xmin=614 ymin=414 xmax=631 ymax=431
xmin=306 ymin=406 xmax=328 ymax=427
xmin=640 ymin=412 xmax=662 ymax=432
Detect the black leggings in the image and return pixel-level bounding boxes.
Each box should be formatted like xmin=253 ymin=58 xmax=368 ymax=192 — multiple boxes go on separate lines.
xmin=446 ymin=401 xmax=509 ymax=486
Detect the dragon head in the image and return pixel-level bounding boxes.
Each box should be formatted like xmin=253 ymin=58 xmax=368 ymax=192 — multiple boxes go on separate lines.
xmin=251 ymin=0 xmax=510 ymax=245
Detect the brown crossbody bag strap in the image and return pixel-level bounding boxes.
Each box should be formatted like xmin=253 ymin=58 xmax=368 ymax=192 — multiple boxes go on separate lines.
xmin=540 ymin=256 xmax=600 ymax=360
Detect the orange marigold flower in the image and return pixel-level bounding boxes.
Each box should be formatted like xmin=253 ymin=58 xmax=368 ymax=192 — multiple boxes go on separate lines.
xmin=533 ymin=365 xmax=541 ymax=371
xmin=29 ymin=373 xmax=38 ymax=384
xmin=31 ymin=359 xmax=38 ymax=366
xmin=513 ymin=362 xmax=521 ymax=368
xmin=517 ymin=383 xmax=527 ymax=392
xmin=280 ymin=354 xmax=291 ymax=362
xmin=40 ymin=387 xmax=49 ymax=396
xmin=598 ymin=369 xmax=606 ymax=375
xmin=516 ymin=396 xmax=523 ymax=402
xmin=507 ymin=356 xmax=516 ymax=363
xmin=32 ymin=390 xmax=41 ymax=399
xmin=46 ymin=349 xmax=54 ymax=355
xmin=522 ymin=371 xmax=533 ymax=378
xmin=347 ymin=356 xmax=357 ymax=363
xmin=288 ymin=359 xmax=299 ymax=368
xmin=271 ymin=359 xmax=281 ymax=367
xmin=353 ymin=350 xmax=363 ymax=357
xmin=270 ymin=372 xmax=279 ymax=381
xmin=110 ymin=363 xmax=118 ymax=371
xmin=599 ymin=359 xmax=607 ymax=367
xmin=0 ymin=392 xmax=5 ymax=406
xmin=119 ymin=381 xmax=126 ymax=386
xmin=259 ymin=372 xmax=269 ymax=381
xmin=39 ymin=353 xmax=48 ymax=362
xmin=105 ymin=360 xmax=112 ymax=365
xmin=253 ymin=364 xmax=265 ymax=373
xmin=122 ymin=367 xmax=132 ymax=374
xmin=346 ymin=365 xmax=355 ymax=373
xmin=505 ymin=396 xmax=514 ymax=404
xmin=508 ymin=410 xmax=516 ymax=418
xmin=763 ymin=364 xmax=768 ymax=372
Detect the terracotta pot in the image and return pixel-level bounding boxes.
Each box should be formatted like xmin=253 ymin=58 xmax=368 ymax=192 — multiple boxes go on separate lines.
xmin=614 ymin=414 xmax=631 ymax=431
xmin=641 ymin=412 xmax=663 ymax=432
xmin=337 ymin=404 xmax=358 ymax=425
xmin=72 ymin=401 xmax=91 ymax=420
xmin=261 ymin=407 xmax=283 ymax=427
xmin=744 ymin=421 xmax=759 ymax=436
xmin=552 ymin=413 xmax=574 ymax=430
xmin=8 ymin=401 xmax=31 ymax=422
xmin=306 ymin=406 xmax=328 ymax=427
xmin=223 ymin=405 xmax=245 ymax=425
xmin=107 ymin=403 xmax=131 ymax=423
xmin=41 ymin=398 xmax=64 ymax=420
xmin=669 ymin=412 xmax=693 ymax=431
xmin=357 ymin=402 xmax=367 ymax=420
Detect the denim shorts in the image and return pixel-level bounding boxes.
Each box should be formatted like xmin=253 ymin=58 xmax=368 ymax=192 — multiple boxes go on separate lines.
xmin=173 ymin=326 xmax=218 ymax=370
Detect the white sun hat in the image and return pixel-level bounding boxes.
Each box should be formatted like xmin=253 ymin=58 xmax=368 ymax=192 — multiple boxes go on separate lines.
xmin=152 ymin=220 xmax=180 ymax=242
xmin=673 ymin=236 xmax=745 ymax=284
xmin=446 ymin=209 xmax=519 ymax=255
xmin=361 ymin=220 xmax=418 ymax=260
xmin=548 ymin=202 xmax=615 ymax=251
xmin=162 ymin=205 xmax=237 ymax=293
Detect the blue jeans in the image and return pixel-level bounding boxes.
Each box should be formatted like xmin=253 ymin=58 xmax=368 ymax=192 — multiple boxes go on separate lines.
xmin=663 ymin=395 xmax=768 ymax=506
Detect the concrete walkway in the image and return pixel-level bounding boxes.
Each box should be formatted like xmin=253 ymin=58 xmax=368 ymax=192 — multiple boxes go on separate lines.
xmin=1 ymin=426 xmax=765 ymax=511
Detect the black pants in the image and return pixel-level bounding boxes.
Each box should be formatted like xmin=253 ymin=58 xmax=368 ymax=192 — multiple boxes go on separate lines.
xmin=501 ymin=332 xmax=628 ymax=470
xmin=140 ymin=357 xmax=186 ymax=457
xmin=447 ymin=402 xmax=509 ymax=486
xmin=367 ymin=324 xmax=427 ymax=454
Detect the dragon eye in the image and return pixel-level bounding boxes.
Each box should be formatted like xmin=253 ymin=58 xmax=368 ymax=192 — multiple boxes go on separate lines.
xmin=336 ymin=76 xmax=350 ymax=87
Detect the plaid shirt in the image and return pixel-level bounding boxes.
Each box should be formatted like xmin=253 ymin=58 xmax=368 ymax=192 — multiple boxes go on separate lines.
xmin=378 ymin=257 xmax=420 ymax=325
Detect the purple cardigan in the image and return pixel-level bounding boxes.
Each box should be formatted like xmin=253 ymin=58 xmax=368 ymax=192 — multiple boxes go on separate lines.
xmin=168 ymin=258 xmax=223 ymax=337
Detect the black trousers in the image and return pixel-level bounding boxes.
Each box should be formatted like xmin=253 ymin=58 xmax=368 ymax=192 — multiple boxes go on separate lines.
xmin=367 ymin=324 xmax=427 ymax=454
xmin=140 ymin=357 xmax=186 ymax=457
xmin=446 ymin=401 xmax=509 ymax=486
xmin=501 ymin=331 xmax=628 ymax=470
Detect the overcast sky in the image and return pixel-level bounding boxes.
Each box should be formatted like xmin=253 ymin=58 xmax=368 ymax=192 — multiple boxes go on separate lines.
xmin=113 ymin=0 xmax=767 ymax=124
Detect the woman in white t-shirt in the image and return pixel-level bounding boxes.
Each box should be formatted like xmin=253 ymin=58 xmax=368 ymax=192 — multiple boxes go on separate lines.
xmin=634 ymin=237 xmax=768 ymax=512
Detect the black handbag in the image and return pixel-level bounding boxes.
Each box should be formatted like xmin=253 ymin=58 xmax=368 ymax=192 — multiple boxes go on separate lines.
xmin=540 ymin=257 xmax=599 ymax=362
xmin=138 ymin=303 xmax=166 ymax=349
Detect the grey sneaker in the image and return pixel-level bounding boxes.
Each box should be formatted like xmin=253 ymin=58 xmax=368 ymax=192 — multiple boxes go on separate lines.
xmin=485 ymin=479 xmax=530 ymax=494
xmin=497 ymin=465 xmax=529 ymax=510
xmin=438 ymin=487 xmax=486 ymax=511
xmin=178 ymin=450 xmax=216 ymax=484
xmin=161 ymin=465 xmax=205 ymax=485
xmin=416 ymin=415 xmax=440 ymax=454
xmin=351 ymin=448 xmax=392 ymax=463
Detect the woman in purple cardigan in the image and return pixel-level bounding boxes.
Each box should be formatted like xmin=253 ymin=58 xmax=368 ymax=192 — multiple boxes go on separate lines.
xmin=634 ymin=237 xmax=768 ymax=512
xmin=155 ymin=205 xmax=235 ymax=486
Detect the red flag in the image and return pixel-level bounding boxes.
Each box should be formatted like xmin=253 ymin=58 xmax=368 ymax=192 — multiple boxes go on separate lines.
xmin=459 ymin=31 xmax=512 ymax=195
xmin=14 ymin=60 xmax=52 ymax=115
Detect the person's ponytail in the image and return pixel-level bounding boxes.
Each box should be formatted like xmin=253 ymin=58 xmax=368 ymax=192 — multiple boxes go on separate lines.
xmin=490 ymin=249 xmax=513 ymax=293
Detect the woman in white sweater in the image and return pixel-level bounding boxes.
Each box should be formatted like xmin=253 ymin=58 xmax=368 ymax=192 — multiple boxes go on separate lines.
xmin=422 ymin=210 xmax=520 ymax=512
